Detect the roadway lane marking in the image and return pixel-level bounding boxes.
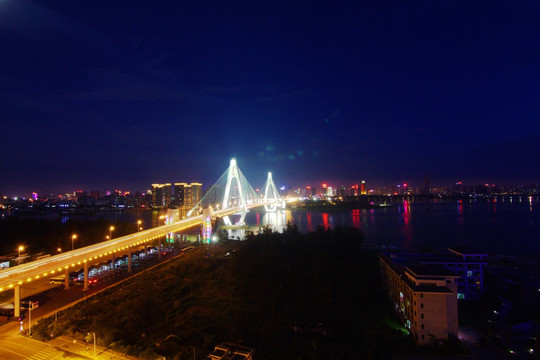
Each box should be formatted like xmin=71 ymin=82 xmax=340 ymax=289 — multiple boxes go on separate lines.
xmin=0 ymin=343 xmax=26 ymax=359
xmin=24 ymin=348 xmax=59 ymax=360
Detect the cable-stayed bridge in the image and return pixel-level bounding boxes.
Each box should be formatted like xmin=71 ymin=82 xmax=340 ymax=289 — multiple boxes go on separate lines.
xmin=0 ymin=159 xmax=282 ymax=317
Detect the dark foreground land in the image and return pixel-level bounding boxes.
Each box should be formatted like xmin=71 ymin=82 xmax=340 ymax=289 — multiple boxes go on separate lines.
xmin=33 ymin=226 xmax=412 ymax=359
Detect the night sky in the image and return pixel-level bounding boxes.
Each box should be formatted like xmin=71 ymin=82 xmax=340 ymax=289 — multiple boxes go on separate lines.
xmin=1 ymin=1 xmax=540 ymax=196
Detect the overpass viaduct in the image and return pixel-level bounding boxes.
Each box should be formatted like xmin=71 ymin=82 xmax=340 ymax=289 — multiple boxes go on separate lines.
xmin=0 ymin=159 xmax=282 ymax=317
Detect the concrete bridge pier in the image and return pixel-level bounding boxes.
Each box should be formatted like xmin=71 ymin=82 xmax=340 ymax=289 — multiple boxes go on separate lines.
xmin=64 ymin=268 xmax=70 ymax=289
xmin=158 ymin=238 xmax=162 ymax=260
xmin=128 ymin=248 xmax=132 ymax=272
xmin=14 ymin=285 xmax=20 ymax=318
xmin=83 ymin=261 xmax=88 ymax=291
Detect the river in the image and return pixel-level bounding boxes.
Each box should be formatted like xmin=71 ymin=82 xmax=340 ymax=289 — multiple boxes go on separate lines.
xmin=233 ymin=197 xmax=540 ymax=256
xmin=3 ymin=196 xmax=539 ymax=256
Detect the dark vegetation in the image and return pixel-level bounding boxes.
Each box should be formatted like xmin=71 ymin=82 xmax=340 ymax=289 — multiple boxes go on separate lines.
xmin=33 ymin=225 xmax=412 ymax=359
xmin=0 ymin=217 xmax=135 ymax=256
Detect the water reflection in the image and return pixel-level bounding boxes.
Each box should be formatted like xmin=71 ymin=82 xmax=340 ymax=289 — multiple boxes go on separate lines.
xmin=322 ymin=213 xmax=329 ymax=229
xmin=306 ymin=211 xmax=313 ymax=232
xmin=222 ymin=210 xmax=288 ymax=239
xmin=351 ymin=209 xmax=360 ymax=228
xmin=399 ymin=201 xmax=412 ymax=245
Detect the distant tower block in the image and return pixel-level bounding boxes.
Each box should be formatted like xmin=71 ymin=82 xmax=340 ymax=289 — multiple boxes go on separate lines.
xmin=264 ymin=172 xmax=279 ymax=212
xmin=360 ymin=180 xmax=367 ymax=195
xmin=423 ymin=174 xmax=431 ymax=194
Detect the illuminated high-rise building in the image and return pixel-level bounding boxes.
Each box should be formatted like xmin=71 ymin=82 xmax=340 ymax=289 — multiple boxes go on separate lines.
xmin=190 ymin=183 xmax=202 ymax=206
xmin=173 ymin=183 xmax=186 ymax=207
xmin=167 ymin=182 xmax=203 ymax=207
xmin=151 ymin=183 xmax=172 ymax=207
xmin=163 ymin=183 xmax=171 ymax=206
xmin=360 ymin=180 xmax=367 ymax=195
xmin=151 ymin=184 xmax=164 ymax=207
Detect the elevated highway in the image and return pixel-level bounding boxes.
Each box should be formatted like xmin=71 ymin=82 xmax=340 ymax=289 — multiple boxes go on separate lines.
xmin=0 ymin=201 xmax=276 ymax=316
xmin=1 ymin=158 xmax=283 ymax=317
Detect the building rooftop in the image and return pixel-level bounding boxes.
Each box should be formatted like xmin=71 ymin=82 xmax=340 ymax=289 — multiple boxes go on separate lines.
xmin=380 ymin=254 xmax=456 ymax=294
xmin=208 ymin=342 xmax=254 ymax=360
xmin=389 ymin=251 xmax=487 ymax=265
xmin=447 ymin=246 xmax=488 ymax=257
xmin=407 ymin=263 xmax=458 ymax=277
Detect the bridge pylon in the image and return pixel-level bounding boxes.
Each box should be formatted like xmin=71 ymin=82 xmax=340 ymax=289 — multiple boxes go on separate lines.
xmin=222 ymin=158 xmax=249 ymax=226
xmin=188 ymin=158 xmax=257 ymax=227
xmin=263 ymin=172 xmax=280 ymax=212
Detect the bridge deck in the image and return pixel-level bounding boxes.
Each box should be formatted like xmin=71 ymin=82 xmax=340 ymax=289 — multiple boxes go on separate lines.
xmin=0 ymin=202 xmax=275 ymax=291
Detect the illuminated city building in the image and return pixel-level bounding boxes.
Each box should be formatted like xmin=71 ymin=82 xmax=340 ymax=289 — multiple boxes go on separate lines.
xmin=151 ymin=183 xmax=171 ymax=207
xmin=173 ymin=183 xmax=185 ymax=207
xmin=360 ymin=180 xmax=367 ymax=195
xmin=153 ymin=182 xmax=202 ymax=208
xmin=190 ymin=182 xmax=202 ymax=207
xmin=379 ymin=254 xmax=459 ymax=344
xmin=382 ymin=248 xmax=487 ymax=300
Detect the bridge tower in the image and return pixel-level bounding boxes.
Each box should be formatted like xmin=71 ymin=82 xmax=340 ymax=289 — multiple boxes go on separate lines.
xmin=222 ymin=158 xmax=250 ymax=226
xmin=263 ymin=172 xmax=280 ymax=212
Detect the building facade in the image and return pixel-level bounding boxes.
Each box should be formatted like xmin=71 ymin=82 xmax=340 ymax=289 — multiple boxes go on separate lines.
xmin=379 ymin=254 xmax=459 ymax=344
xmin=173 ymin=183 xmax=185 ymax=207
xmin=152 ymin=182 xmax=203 ymax=209
xmin=423 ymin=247 xmax=487 ymax=300
xmin=151 ymin=183 xmax=171 ymax=207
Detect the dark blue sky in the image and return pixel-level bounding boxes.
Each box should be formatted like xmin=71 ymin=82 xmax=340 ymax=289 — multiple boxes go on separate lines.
xmin=1 ymin=1 xmax=539 ymax=196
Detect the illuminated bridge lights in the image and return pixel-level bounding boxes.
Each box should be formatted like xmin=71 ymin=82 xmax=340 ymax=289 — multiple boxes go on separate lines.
xmin=27 ymin=278 xmax=32 ymax=282
xmin=18 ymin=281 xmax=22 ymax=285
xmin=0 ymin=193 xmax=275 ymax=294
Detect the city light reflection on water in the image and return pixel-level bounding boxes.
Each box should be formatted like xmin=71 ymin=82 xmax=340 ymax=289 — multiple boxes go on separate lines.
xmin=2 ymin=197 xmax=539 ymax=255
xmin=238 ymin=197 xmax=540 ymax=255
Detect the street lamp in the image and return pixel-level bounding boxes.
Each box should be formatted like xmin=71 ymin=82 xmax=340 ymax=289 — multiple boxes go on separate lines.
xmin=28 ymin=301 xmax=36 ymax=336
xmin=18 ymin=245 xmax=24 ymax=265
xmin=109 ymin=226 xmax=115 ymax=239
xmin=71 ymin=234 xmax=77 ymax=251
xmin=137 ymin=220 xmax=142 ymax=231
xmin=57 ymin=247 xmax=62 ymax=254
xmin=88 ymin=332 xmax=96 ymax=358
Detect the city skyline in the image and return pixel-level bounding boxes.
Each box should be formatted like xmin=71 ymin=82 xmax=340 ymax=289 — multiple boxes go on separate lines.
xmin=1 ymin=1 xmax=540 ymax=195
